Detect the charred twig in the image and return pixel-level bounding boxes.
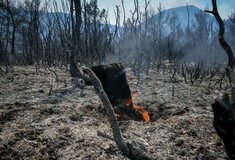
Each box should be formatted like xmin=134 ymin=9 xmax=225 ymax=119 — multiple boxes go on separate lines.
xmin=59 ymin=135 xmax=86 ymax=144
xmin=83 ymin=67 xmax=157 ymax=160
xmin=75 ymin=139 xmax=86 ymax=143
xmin=181 ymin=63 xmax=188 ymax=83
xmin=200 ymin=95 xmax=207 ymax=103
xmin=59 ymin=135 xmax=74 ymax=143
xmin=48 ymin=67 xmax=59 ymax=83
xmin=172 ymin=85 xmax=174 ymax=96
xmin=212 ymin=72 xmax=226 ymax=88
xmin=48 ymin=83 xmax=53 ymax=96
xmin=97 ymin=131 xmax=115 ymax=142
xmin=41 ymin=61 xmax=59 ymax=82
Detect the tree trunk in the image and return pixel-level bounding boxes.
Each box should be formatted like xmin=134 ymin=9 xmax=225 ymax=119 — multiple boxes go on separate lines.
xmin=70 ymin=0 xmax=82 ymax=77
xmin=74 ymin=0 xmax=82 ymax=45
xmin=9 ymin=12 xmax=16 ymax=58
xmin=205 ymin=0 xmax=235 ymax=102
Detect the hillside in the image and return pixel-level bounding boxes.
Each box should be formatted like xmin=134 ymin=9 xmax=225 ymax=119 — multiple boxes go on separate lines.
xmin=142 ymin=5 xmax=217 ymax=33
xmin=0 ymin=66 xmax=228 ymax=159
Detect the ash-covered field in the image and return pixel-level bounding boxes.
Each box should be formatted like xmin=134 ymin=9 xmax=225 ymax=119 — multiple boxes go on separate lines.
xmin=0 ymin=66 xmax=228 ymax=159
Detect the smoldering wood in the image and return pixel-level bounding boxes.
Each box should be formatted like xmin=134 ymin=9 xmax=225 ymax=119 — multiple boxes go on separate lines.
xmin=91 ymin=63 xmax=143 ymax=121
xmin=212 ymin=94 xmax=235 ymax=160
xmin=91 ymin=63 xmax=130 ymax=105
xmin=83 ymin=67 xmax=157 ymax=160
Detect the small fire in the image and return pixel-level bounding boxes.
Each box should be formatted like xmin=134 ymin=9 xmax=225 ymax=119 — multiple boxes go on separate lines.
xmin=123 ymin=94 xmax=150 ymax=122
xmin=115 ymin=114 xmax=120 ymax=117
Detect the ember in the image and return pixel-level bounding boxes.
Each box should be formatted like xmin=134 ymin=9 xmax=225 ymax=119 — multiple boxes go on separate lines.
xmin=124 ymin=94 xmax=150 ymax=122
xmin=115 ymin=114 xmax=120 ymax=117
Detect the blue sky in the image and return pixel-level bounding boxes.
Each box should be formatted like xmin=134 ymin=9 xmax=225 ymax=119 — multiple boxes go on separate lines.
xmin=17 ymin=0 xmax=235 ymax=24
xmin=96 ymin=0 xmax=235 ymax=24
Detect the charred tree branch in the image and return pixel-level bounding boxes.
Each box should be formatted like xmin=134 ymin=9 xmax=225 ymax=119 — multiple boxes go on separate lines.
xmin=205 ymin=0 xmax=235 ymax=102
xmin=82 ymin=67 xmax=130 ymax=156
xmin=97 ymin=131 xmax=115 ymax=142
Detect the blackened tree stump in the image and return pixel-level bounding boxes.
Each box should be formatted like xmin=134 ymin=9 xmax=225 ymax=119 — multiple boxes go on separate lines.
xmin=83 ymin=67 xmax=157 ymax=160
xmin=91 ymin=63 xmax=143 ymax=121
xmin=212 ymin=94 xmax=235 ymax=159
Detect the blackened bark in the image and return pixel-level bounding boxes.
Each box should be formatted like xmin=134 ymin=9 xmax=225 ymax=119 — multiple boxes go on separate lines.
xmin=91 ymin=63 xmax=143 ymax=121
xmin=91 ymin=63 xmax=131 ymax=106
xmin=70 ymin=0 xmax=82 ymax=77
xmin=70 ymin=0 xmax=77 ymax=77
xmin=10 ymin=12 xmax=15 ymax=57
xmin=205 ymin=0 xmax=235 ymax=102
xmin=74 ymin=0 xmax=82 ymax=45
xmin=212 ymin=94 xmax=235 ymax=159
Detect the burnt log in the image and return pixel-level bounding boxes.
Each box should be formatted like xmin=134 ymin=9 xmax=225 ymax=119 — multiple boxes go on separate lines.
xmin=212 ymin=94 xmax=235 ymax=159
xmin=91 ymin=63 xmax=143 ymax=121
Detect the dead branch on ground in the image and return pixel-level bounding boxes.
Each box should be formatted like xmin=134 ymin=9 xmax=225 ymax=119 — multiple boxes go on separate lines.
xmin=97 ymin=131 xmax=115 ymax=142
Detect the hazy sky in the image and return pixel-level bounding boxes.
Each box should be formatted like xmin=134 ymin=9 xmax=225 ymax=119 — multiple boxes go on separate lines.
xmin=96 ymin=0 xmax=235 ymax=24
xmin=17 ymin=0 xmax=235 ymax=24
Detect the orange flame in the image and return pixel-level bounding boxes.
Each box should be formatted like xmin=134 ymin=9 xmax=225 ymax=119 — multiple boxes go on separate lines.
xmin=115 ymin=114 xmax=120 ymax=117
xmin=124 ymin=94 xmax=150 ymax=122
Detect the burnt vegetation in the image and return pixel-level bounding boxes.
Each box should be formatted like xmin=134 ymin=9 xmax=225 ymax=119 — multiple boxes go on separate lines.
xmin=0 ymin=0 xmax=235 ymax=159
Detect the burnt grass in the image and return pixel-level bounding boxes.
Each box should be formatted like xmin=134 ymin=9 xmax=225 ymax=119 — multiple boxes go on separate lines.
xmin=0 ymin=66 xmax=229 ymax=159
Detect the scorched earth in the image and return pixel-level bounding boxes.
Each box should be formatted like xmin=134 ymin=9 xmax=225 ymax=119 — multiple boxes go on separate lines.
xmin=0 ymin=66 xmax=227 ymax=159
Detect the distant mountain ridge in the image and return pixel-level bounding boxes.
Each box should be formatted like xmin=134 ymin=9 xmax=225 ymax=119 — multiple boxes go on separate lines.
xmin=141 ymin=5 xmax=233 ymax=34
xmin=1 ymin=5 xmax=232 ymax=35
xmin=143 ymin=5 xmax=217 ymax=32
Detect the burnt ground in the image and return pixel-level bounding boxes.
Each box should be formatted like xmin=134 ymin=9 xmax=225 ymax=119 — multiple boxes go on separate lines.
xmin=0 ymin=66 xmax=229 ymax=159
